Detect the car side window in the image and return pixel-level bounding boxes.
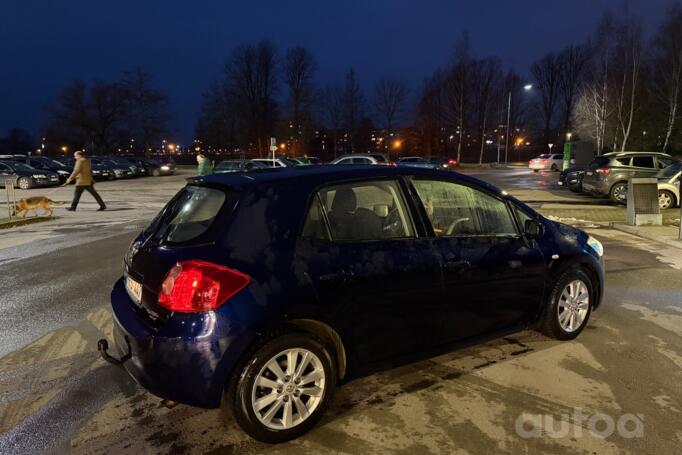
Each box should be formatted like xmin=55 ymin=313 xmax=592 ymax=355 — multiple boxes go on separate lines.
xmin=411 ymin=179 xmax=517 ymax=237
xmin=632 ymin=156 xmax=654 ymax=168
xmin=315 ymin=180 xmax=414 ymax=241
xmin=614 ymin=157 xmax=631 ymax=166
xmin=512 ymin=204 xmax=534 ymax=232
xmin=553 ymin=154 xmax=563 ymax=160
xmin=301 ymin=196 xmax=330 ymax=241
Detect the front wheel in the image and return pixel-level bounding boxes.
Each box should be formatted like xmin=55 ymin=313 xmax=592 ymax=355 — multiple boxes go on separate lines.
xmin=539 ymin=268 xmax=593 ymax=340
xmin=551 ymin=163 xmax=558 ymax=171
xmin=228 ymin=332 xmax=336 ymax=443
xmin=17 ymin=177 xmax=32 ymax=190
xmin=658 ymin=190 xmax=675 ymax=209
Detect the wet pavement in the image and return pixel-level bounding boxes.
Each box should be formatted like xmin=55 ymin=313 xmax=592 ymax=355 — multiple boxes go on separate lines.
xmin=0 ymin=167 xmax=681 ymax=454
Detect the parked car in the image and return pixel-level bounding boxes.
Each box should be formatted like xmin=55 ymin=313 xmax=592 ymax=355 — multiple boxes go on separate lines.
xmin=100 ymin=165 xmax=605 ymax=443
xmin=62 ymin=158 xmax=116 ymax=181
xmin=292 ymin=156 xmax=321 ymax=165
xmin=529 ymin=154 xmax=564 ymax=172
xmin=654 ymin=162 xmax=681 ymax=209
xmin=105 ymin=156 xmax=145 ymax=177
xmin=0 ymin=160 xmax=60 ymax=189
xmin=127 ymin=157 xmax=162 ymax=176
xmin=396 ymin=156 xmax=437 ymax=169
xmin=215 ymin=159 xmax=268 ymax=173
xmin=428 ymin=157 xmax=458 ymax=170
xmin=330 ymin=153 xmax=392 ymax=165
xmin=95 ymin=158 xmax=136 ymax=179
xmin=251 ymin=158 xmax=298 ymax=168
xmin=581 ymin=151 xmax=678 ymax=203
xmin=1 ymin=155 xmax=72 ymax=183
xmin=558 ymin=166 xmax=586 ymax=193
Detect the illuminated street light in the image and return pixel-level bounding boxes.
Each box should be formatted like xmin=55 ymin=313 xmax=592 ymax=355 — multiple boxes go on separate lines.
xmin=524 ymin=84 xmax=533 ymax=91
xmin=61 ymin=146 xmax=68 ymax=153
xmin=566 ymin=132 xmax=573 ymax=141
xmin=392 ymin=139 xmax=402 ymax=149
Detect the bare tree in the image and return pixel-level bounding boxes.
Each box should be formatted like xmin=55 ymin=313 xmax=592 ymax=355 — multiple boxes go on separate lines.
xmin=373 ymin=77 xmax=408 ymax=135
xmin=121 ymin=67 xmax=171 ymax=156
xmin=284 ymin=46 xmax=316 ymax=154
xmin=340 ymin=68 xmax=366 ymax=153
xmin=557 ymin=44 xmax=592 ymax=136
xmin=531 ymin=53 xmax=562 ymax=148
xmin=196 ymin=80 xmax=239 ymax=151
xmin=49 ymin=80 xmax=128 ymax=153
xmin=225 ymin=40 xmax=278 ymax=156
xmin=652 ymin=3 xmax=682 ymax=152
xmin=612 ymin=14 xmax=643 ymax=151
xmin=416 ymin=69 xmax=447 ymax=156
xmin=444 ymin=31 xmax=472 ymax=162
xmin=321 ymin=85 xmax=344 ymax=158
xmin=470 ymin=58 xmax=503 ymax=163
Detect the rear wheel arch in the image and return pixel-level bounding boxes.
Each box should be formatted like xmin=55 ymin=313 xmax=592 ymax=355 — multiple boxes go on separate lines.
xmin=289 ymin=319 xmax=348 ymax=381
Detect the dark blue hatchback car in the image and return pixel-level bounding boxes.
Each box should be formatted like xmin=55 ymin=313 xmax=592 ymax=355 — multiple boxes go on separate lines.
xmin=100 ymin=165 xmax=604 ymax=442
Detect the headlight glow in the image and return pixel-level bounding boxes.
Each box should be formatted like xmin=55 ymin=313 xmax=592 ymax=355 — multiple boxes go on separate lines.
xmin=33 ymin=174 xmax=46 ymax=178
xmin=587 ymin=235 xmax=603 ymax=257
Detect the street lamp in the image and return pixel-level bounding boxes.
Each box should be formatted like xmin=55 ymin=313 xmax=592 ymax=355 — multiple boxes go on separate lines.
xmin=505 ymin=84 xmax=533 ymax=164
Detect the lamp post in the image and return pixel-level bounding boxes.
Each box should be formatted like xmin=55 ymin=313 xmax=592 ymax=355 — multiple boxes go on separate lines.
xmin=505 ymin=84 xmax=533 ymax=164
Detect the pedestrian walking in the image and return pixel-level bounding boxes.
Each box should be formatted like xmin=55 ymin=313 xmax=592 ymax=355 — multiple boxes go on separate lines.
xmin=63 ymin=150 xmax=106 ymax=211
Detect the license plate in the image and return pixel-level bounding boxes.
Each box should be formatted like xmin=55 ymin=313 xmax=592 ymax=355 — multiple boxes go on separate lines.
xmin=586 ymin=171 xmax=593 ymax=176
xmin=125 ymin=275 xmax=143 ymax=303
xmin=558 ymin=181 xmax=563 ymax=186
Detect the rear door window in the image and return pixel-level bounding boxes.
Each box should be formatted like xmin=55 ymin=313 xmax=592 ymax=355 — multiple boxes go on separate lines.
xmin=632 ymin=156 xmax=655 ymax=168
xmin=614 ymin=157 xmax=631 ymax=166
xmin=152 ymin=186 xmax=229 ymax=244
xmin=315 ymin=180 xmax=414 ymax=241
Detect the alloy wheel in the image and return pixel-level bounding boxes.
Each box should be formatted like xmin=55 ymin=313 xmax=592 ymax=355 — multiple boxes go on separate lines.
xmin=18 ymin=177 xmax=31 ymax=190
xmin=251 ymin=348 xmax=326 ymax=430
xmin=557 ymin=280 xmax=589 ymax=333
xmin=611 ymin=184 xmax=627 ymax=202
xmin=659 ymin=191 xmax=673 ymax=209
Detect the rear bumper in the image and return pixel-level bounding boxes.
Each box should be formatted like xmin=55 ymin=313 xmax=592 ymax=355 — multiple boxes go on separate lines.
xmin=110 ymin=278 xmax=257 ymax=408
xmin=529 ymin=163 xmax=550 ymax=170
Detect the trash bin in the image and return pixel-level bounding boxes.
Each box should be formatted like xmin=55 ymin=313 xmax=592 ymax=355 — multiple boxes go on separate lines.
xmin=626 ymin=178 xmax=662 ymax=226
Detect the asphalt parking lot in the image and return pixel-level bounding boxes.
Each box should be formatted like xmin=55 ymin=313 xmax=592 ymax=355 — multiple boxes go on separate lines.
xmin=1 ymin=166 xmax=681 ymax=454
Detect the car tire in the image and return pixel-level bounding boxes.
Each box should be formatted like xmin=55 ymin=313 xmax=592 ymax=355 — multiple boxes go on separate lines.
xmin=17 ymin=177 xmax=32 ymax=190
xmin=658 ymin=190 xmax=675 ymax=210
xmin=539 ymin=268 xmax=593 ymax=340
xmin=152 ymin=169 xmax=160 ymax=177
xmin=228 ymin=332 xmax=336 ymax=443
xmin=551 ymin=164 xmax=558 ymax=171
xmin=533 ymin=169 xmax=539 ymax=173
xmin=609 ymin=182 xmax=628 ymax=204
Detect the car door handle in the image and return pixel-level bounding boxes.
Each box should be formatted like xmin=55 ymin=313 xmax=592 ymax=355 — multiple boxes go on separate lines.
xmin=444 ymin=260 xmax=470 ymax=272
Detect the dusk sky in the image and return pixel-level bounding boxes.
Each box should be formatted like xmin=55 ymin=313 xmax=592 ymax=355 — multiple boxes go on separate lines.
xmin=0 ymin=0 xmax=672 ymax=144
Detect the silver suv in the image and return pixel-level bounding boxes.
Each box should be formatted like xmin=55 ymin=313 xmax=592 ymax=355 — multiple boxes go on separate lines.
xmin=581 ymin=152 xmax=678 ymax=203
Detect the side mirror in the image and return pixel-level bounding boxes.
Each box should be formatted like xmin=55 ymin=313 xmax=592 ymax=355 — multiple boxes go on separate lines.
xmin=524 ymin=219 xmax=541 ymax=239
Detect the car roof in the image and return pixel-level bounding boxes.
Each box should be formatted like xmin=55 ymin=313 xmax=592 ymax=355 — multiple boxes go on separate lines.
xmin=195 ymin=165 xmax=503 ymax=194
xmin=602 ymin=151 xmax=671 ymax=157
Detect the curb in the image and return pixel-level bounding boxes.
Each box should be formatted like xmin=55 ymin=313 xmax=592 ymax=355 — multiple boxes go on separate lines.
xmin=609 ymin=223 xmax=682 ymax=250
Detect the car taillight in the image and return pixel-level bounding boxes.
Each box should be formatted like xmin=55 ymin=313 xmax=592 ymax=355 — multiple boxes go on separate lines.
xmin=448 ymin=159 xmax=457 ymax=166
xmin=158 ymin=260 xmax=251 ymax=312
xmin=596 ymin=167 xmax=611 ymax=176
xmin=541 ymin=159 xmax=549 ymax=164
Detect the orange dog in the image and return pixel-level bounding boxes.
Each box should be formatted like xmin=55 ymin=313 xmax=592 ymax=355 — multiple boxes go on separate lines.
xmin=14 ymin=197 xmax=64 ymax=217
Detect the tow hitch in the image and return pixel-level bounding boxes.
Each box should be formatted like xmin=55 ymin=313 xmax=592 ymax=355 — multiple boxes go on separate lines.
xmin=98 ymin=336 xmax=132 ymax=367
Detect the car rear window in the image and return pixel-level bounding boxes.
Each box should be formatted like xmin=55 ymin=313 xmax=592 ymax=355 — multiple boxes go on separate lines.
xmin=589 ymin=157 xmax=610 ymax=169
xmin=149 ymin=186 xmax=230 ymax=244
